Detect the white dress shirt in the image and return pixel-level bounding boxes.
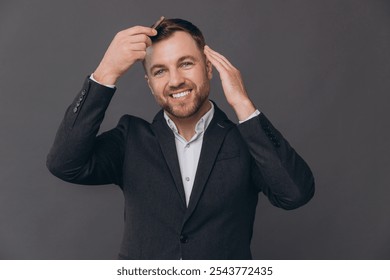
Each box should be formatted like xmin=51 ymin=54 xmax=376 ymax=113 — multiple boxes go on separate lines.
xmin=164 ymin=102 xmax=215 ymax=206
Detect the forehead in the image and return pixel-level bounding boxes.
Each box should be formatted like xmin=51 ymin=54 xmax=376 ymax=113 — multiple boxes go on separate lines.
xmin=146 ymin=31 xmax=202 ymax=66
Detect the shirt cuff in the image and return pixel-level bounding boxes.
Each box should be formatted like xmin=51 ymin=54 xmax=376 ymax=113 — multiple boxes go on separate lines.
xmin=238 ymin=109 xmax=261 ymax=124
xmin=89 ymin=73 xmax=116 ymax=89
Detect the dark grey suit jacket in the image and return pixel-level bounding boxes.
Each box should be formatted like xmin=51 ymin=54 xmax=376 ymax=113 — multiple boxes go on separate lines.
xmin=47 ymin=77 xmax=315 ymax=259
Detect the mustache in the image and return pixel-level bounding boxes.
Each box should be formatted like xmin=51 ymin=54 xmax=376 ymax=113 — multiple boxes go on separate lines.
xmin=165 ymin=82 xmax=193 ymax=94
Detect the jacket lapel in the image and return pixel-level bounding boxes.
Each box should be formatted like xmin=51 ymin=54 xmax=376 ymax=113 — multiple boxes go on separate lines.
xmin=183 ymin=104 xmax=234 ymax=223
xmin=151 ymin=110 xmax=187 ymax=208
xmin=151 ymin=104 xmax=235 ymax=219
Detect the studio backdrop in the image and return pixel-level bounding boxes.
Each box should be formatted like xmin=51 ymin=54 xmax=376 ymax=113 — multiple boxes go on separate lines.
xmin=0 ymin=0 xmax=389 ymax=259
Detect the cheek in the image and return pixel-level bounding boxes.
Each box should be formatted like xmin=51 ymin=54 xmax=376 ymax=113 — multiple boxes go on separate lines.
xmin=195 ymin=70 xmax=211 ymax=88
xmin=183 ymin=71 xmax=204 ymax=86
xmin=149 ymin=79 xmax=166 ymax=96
xmin=197 ymin=65 xmax=211 ymax=82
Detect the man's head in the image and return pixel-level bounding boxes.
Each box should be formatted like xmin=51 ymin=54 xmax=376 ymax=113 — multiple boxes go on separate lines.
xmin=150 ymin=18 xmax=206 ymax=52
xmin=144 ymin=18 xmax=212 ymax=120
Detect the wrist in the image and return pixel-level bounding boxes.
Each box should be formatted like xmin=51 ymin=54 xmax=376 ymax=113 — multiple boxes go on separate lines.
xmin=90 ymin=73 xmax=116 ymax=89
xmin=231 ymin=98 xmax=256 ymax=122
xmin=93 ymin=65 xmax=120 ymax=85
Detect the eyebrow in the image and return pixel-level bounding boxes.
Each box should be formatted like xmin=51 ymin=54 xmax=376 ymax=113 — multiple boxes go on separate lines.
xmin=178 ymin=55 xmax=197 ymax=63
xmin=149 ymin=55 xmax=198 ymax=73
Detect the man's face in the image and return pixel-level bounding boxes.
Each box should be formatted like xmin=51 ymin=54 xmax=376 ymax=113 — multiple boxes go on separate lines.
xmin=144 ymin=31 xmax=212 ymax=119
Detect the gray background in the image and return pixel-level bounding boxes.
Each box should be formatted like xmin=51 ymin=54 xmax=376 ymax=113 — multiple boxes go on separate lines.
xmin=1 ymin=0 xmax=389 ymax=259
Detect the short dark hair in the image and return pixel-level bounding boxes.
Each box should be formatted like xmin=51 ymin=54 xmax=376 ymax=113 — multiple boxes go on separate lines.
xmin=151 ymin=18 xmax=206 ymax=51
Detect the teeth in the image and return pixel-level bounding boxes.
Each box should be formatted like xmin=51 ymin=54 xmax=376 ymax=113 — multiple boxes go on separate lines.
xmin=172 ymin=90 xmax=190 ymax=98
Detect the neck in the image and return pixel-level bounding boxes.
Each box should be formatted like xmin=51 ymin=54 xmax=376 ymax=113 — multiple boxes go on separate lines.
xmin=167 ymin=100 xmax=211 ymax=141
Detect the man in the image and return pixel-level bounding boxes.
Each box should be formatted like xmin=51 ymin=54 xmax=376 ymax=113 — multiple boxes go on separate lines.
xmin=47 ymin=18 xmax=315 ymax=259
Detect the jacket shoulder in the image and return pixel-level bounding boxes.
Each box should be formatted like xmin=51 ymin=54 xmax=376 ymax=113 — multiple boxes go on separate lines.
xmin=117 ymin=114 xmax=152 ymax=127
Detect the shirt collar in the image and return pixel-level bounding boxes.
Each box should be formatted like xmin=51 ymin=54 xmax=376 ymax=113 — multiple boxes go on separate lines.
xmin=164 ymin=101 xmax=215 ymax=135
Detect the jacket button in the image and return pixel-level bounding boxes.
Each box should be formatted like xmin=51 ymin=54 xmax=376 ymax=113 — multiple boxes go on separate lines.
xmin=81 ymin=89 xmax=86 ymax=96
xmin=180 ymin=235 xmax=188 ymax=243
xmin=73 ymin=107 xmax=78 ymax=113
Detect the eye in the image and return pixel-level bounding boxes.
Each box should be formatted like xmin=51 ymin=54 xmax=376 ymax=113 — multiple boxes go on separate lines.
xmin=153 ymin=69 xmax=165 ymax=77
xmin=181 ymin=61 xmax=194 ymax=69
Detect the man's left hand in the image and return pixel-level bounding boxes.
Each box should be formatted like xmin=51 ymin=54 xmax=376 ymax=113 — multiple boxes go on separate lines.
xmin=204 ymin=45 xmax=256 ymax=121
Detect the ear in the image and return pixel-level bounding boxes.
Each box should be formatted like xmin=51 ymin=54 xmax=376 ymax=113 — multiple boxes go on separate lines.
xmin=206 ymin=59 xmax=213 ymax=80
xmin=144 ymin=74 xmax=154 ymax=95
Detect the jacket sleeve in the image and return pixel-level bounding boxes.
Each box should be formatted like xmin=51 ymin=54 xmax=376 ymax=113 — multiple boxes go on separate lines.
xmin=46 ymin=77 xmax=128 ymax=186
xmin=238 ymin=113 xmax=315 ymax=210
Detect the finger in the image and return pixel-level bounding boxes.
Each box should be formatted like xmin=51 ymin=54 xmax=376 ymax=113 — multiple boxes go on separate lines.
xmin=132 ymin=50 xmax=147 ymax=60
xmin=129 ymin=34 xmax=152 ymax=47
xmin=130 ymin=42 xmax=147 ymax=51
xmin=204 ymin=50 xmax=230 ymax=72
xmin=204 ymin=47 xmax=220 ymax=67
xmin=204 ymin=47 xmax=229 ymax=74
xmin=121 ymin=25 xmax=157 ymax=37
xmin=205 ymin=45 xmax=234 ymax=69
xmin=205 ymin=47 xmax=233 ymax=71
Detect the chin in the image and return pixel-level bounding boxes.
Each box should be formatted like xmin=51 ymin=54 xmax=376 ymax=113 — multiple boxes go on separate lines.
xmin=167 ymin=104 xmax=199 ymax=119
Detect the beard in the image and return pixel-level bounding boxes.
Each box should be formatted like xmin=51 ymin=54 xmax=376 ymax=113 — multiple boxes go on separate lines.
xmin=157 ymin=79 xmax=210 ymax=119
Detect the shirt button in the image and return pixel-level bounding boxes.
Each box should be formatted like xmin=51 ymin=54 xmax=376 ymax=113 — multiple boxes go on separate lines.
xmin=185 ymin=144 xmax=190 ymax=148
xmin=185 ymin=177 xmax=190 ymax=182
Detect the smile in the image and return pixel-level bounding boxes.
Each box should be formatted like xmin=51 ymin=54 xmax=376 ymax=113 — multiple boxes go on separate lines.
xmin=170 ymin=90 xmax=191 ymax=99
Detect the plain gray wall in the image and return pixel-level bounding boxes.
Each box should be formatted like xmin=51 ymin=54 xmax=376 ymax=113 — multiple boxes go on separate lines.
xmin=1 ymin=0 xmax=389 ymax=259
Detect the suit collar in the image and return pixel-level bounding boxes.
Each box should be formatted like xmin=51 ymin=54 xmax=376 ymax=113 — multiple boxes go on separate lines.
xmin=151 ymin=111 xmax=187 ymax=208
xmin=163 ymin=101 xmax=215 ymax=136
xmin=152 ymin=101 xmax=235 ymax=219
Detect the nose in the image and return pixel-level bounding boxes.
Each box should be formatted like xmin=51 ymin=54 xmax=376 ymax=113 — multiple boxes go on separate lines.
xmin=168 ymin=69 xmax=185 ymax=88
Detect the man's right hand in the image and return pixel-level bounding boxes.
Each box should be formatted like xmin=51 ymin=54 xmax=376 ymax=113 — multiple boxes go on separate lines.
xmin=93 ymin=26 xmax=157 ymax=85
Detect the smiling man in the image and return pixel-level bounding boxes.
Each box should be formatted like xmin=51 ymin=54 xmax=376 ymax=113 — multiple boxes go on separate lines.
xmin=47 ymin=18 xmax=315 ymax=260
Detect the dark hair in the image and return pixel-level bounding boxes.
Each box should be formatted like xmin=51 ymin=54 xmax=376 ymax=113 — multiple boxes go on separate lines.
xmin=151 ymin=18 xmax=206 ymax=51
